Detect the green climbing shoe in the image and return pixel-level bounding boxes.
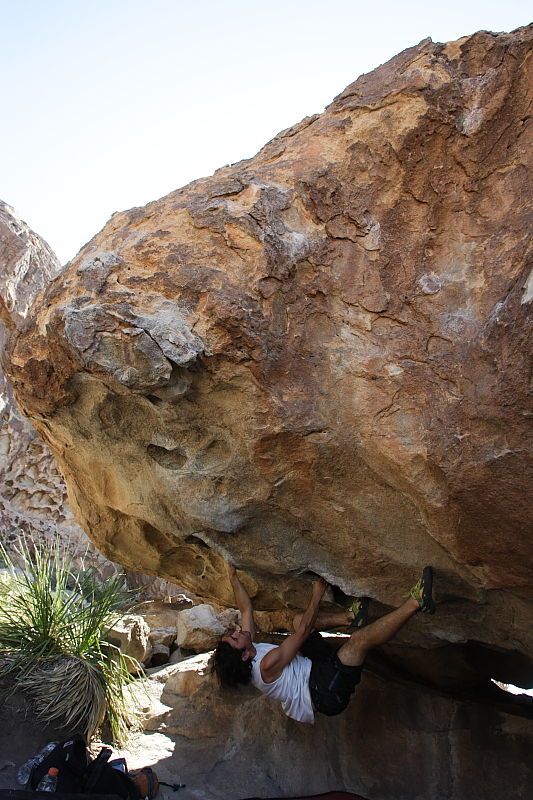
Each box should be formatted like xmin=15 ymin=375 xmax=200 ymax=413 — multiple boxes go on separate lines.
xmin=347 ymin=596 xmax=370 ymax=628
xmin=409 ymin=566 xmax=436 ymax=614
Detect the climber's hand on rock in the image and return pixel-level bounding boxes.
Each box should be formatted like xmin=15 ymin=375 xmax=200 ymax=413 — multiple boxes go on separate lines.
xmin=227 ymin=561 xmax=237 ymax=581
xmin=312 ymin=577 xmax=328 ymax=600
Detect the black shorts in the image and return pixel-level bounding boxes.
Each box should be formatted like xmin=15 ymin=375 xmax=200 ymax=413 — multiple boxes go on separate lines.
xmin=299 ymin=631 xmax=362 ymax=717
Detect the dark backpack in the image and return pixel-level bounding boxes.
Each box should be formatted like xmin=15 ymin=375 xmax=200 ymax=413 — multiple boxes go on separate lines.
xmin=27 ymin=737 xmax=141 ymax=799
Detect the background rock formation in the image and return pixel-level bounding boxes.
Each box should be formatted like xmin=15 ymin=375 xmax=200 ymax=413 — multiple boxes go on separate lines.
xmin=0 ymin=201 xmax=94 ymax=561
xmin=0 ymin=200 xmax=61 ymax=331
xmin=0 ymin=201 xmax=185 ymax=600
xmin=2 ymin=28 xmax=533 ymax=697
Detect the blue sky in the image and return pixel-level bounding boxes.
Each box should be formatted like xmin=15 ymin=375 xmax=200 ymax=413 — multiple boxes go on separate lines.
xmin=1 ymin=1 xmax=531 ymax=263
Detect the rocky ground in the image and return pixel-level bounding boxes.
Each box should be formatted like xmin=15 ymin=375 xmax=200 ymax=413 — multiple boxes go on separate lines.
xmin=1 ymin=601 xmax=532 ymax=800
xmin=2 ymin=665 xmax=532 ymax=800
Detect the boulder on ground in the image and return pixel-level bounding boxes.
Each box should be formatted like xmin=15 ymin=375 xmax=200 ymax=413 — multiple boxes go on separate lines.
xmin=161 ymin=652 xmax=212 ymax=697
xmin=148 ymin=627 xmax=176 ymax=648
xmin=106 ymin=614 xmax=152 ymax=670
xmin=176 ymin=604 xmax=238 ymax=652
xmin=133 ymin=649 xmax=533 ymax=800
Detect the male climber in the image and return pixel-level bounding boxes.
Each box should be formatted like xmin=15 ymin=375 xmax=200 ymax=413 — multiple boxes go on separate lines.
xmin=213 ymin=564 xmax=435 ymax=723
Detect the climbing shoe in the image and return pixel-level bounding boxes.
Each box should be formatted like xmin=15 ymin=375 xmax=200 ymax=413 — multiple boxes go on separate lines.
xmin=409 ymin=566 xmax=436 ymax=614
xmin=347 ymin=596 xmax=370 ymax=628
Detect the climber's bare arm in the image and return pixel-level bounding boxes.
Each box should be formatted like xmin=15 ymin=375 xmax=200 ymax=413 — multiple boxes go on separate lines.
xmin=260 ymin=578 xmax=327 ymax=683
xmin=227 ymin=562 xmax=256 ymax=639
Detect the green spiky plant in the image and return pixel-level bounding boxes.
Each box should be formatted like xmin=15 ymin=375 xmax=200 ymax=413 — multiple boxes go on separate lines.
xmin=0 ymin=537 xmax=143 ymax=744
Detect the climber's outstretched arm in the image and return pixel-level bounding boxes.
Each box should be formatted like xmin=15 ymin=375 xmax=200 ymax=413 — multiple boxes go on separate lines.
xmin=227 ymin=562 xmax=256 ymax=639
xmin=260 ymin=578 xmax=328 ymax=683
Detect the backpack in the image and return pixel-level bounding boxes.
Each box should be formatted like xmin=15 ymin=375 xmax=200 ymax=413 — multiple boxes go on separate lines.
xmin=27 ymin=736 xmax=158 ymax=800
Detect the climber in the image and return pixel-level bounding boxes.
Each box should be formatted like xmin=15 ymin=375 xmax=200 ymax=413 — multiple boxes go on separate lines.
xmin=213 ymin=563 xmax=435 ymax=723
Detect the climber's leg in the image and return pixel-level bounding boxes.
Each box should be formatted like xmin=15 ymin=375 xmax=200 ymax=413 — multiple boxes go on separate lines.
xmin=292 ymin=609 xmax=352 ymax=632
xmin=336 ymin=597 xmax=419 ymax=666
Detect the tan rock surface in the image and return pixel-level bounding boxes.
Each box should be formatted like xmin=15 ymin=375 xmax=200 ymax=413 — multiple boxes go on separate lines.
xmin=106 ymin=614 xmax=153 ymax=670
xmin=176 ymin=604 xmax=239 ymax=652
xmin=0 ymin=201 xmax=190 ymax=597
xmin=0 ymin=200 xmax=109 ymax=572
xmin=149 ymin=628 xmax=176 ymax=648
xmin=2 ymin=659 xmax=532 ymax=800
xmin=132 ymin=598 xmax=190 ymax=627
xmin=2 ymin=29 xmax=533 ymax=692
xmin=130 ymin=652 xmax=533 ymax=800
xmin=158 ymin=651 xmax=212 ymax=696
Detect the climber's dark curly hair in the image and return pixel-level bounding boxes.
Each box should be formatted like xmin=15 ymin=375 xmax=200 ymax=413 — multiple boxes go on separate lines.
xmin=213 ymin=640 xmax=253 ymax=687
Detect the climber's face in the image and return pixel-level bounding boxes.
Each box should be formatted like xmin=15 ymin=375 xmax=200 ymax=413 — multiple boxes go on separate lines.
xmin=222 ymin=627 xmax=255 ymax=660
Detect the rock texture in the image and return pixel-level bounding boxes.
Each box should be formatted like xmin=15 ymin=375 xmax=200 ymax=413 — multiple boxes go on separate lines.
xmin=0 ymin=201 xmax=100 ymax=564
xmin=0 ymin=200 xmax=61 ymax=331
xmin=139 ymin=654 xmax=533 ymax=800
xmin=0 ymin=351 xmax=191 ymax=595
xmin=0 ymin=362 xmax=122 ymax=577
xmin=0 ymin=203 xmax=190 ymax=597
xmin=106 ymin=614 xmax=153 ymax=671
xmin=2 ymin=29 xmax=533 ymax=695
xmin=176 ymin=603 xmax=239 ymax=652
xmin=2 ymin=660 xmax=532 ymax=800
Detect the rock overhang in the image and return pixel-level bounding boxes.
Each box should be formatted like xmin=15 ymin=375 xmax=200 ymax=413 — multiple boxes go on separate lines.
xmin=2 ymin=26 xmax=533 ymax=699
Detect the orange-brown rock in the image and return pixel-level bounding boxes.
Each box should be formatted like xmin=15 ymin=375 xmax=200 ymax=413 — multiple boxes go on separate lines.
xmin=2 ymin=29 xmax=533 ymax=692
xmin=0 ymin=199 xmax=188 ymax=595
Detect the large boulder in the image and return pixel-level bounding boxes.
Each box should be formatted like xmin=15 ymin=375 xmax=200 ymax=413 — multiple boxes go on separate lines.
xmin=2 ymin=660 xmax=531 ymax=800
xmin=2 ymin=28 xmax=532 ymax=696
xmin=1 ymin=661 xmax=531 ymax=800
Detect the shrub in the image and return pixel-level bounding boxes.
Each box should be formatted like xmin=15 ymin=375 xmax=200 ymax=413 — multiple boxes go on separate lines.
xmin=0 ymin=537 xmax=142 ymax=744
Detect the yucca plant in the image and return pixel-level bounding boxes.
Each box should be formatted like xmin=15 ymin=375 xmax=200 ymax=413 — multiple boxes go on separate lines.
xmin=0 ymin=537 xmax=143 ymax=744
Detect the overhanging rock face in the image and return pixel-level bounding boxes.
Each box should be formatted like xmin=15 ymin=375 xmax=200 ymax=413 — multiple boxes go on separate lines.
xmin=3 ymin=28 xmax=532 ymax=692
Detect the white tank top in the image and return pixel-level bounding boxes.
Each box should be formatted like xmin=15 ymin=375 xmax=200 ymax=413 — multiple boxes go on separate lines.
xmin=250 ymin=642 xmax=314 ymax=724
